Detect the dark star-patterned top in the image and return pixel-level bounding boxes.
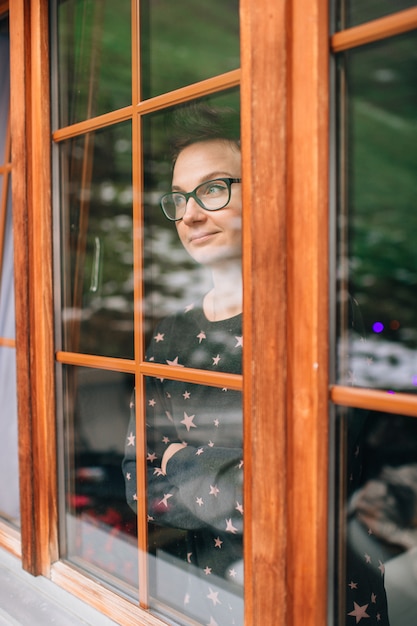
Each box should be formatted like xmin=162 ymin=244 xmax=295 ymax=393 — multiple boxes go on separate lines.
xmin=123 ymin=302 xmax=243 ymax=625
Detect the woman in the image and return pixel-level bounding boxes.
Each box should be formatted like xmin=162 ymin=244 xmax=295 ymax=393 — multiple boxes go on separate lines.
xmin=123 ymin=104 xmax=243 ymax=625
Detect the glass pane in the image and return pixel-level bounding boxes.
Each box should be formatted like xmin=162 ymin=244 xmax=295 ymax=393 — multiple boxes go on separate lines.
xmin=334 ymin=407 xmax=417 ymax=626
xmin=0 ymin=347 xmax=19 ymax=526
xmin=337 ymin=0 xmax=416 ymax=29
xmin=141 ymin=0 xmax=240 ymax=99
xmin=61 ymin=365 xmax=138 ymax=596
xmin=123 ymin=93 xmax=243 ymax=624
xmin=337 ymin=32 xmax=417 ymax=393
xmin=59 ymin=122 xmax=134 ymax=359
xmin=0 ymin=26 xmax=19 ymax=527
xmin=142 ymin=90 xmax=241 ymax=343
xmin=56 ymin=0 xmax=131 ymax=127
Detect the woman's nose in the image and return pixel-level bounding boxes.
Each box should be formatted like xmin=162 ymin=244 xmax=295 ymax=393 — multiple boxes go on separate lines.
xmin=181 ymin=196 xmax=206 ymax=224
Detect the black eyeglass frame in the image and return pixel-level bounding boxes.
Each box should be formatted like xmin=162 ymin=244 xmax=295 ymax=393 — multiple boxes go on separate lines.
xmin=159 ymin=177 xmax=242 ymax=222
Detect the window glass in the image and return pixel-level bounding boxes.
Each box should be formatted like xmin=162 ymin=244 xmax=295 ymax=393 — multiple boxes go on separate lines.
xmin=0 ymin=25 xmax=19 ymax=527
xmin=337 ymin=31 xmax=417 ymax=393
xmin=140 ymin=0 xmax=240 ymax=99
xmin=334 ymin=406 xmax=417 ymax=626
xmin=56 ymin=0 xmax=131 ymax=127
xmin=59 ymin=122 xmax=134 ymax=359
xmin=337 ymin=0 xmax=417 ymax=29
xmin=142 ymin=89 xmax=241 ymax=341
xmin=61 ymin=365 xmax=138 ymax=596
xmin=122 ymin=91 xmax=243 ymax=624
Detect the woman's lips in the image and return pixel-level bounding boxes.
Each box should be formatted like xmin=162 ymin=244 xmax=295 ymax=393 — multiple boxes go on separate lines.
xmin=189 ymin=231 xmax=220 ymax=244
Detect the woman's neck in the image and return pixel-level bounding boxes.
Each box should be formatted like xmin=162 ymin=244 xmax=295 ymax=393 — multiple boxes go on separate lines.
xmin=204 ymin=262 xmax=242 ymax=322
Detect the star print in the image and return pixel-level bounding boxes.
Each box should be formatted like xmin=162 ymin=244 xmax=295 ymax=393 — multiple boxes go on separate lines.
xmin=364 ymin=553 xmax=371 ymax=563
xmin=214 ymin=537 xmax=223 ymax=548
xmin=229 ymin=568 xmax=237 ymax=578
xmin=235 ymin=501 xmax=244 ymax=514
xmin=183 ymin=391 xmax=191 ymax=399
xmin=235 ymin=335 xmax=243 ymax=347
xmin=222 ymin=387 xmax=228 ymax=392
xmin=196 ymin=447 xmax=204 ymax=455
xmin=204 ymin=566 xmax=212 ymax=575
xmin=129 ymin=400 xmax=134 ymax=409
xmin=127 ymin=432 xmax=135 ymax=446
xmin=184 ymin=303 xmax=194 ymax=312
xmin=126 ymin=472 xmax=131 ymax=481
xmin=214 ymin=419 xmax=219 ymax=427
xmin=154 ymin=333 xmax=164 ymax=342
xmin=166 ymin=356 xmax=184 ymax=367
xmin=196 ymin=497 xmax=204 ymax=506
xmin=347 ymin=370 xmax=357 ymax=384
xmin=371 ymin=593 xmax=377 ymax=603
xmin=207 ymin=588 xmax=221 ymax=606
xmin=148 ymin=398 xmax=156 ymax=407
xmin=181 ymin=411 xmax=196 ymax=431
xmin=378 ymin=560 xmax=385 ymax=575
xmin=208 ymin=440 xmax=214 ymax=447
xmin=162 ymin=436 xmax=170 ymax=444
xmin=147 ymin=452 xmax=157 ymax=463
xmin=209 ymin=485 xmax=220 ymax=497
xmin=159 ymin=493 xmax=173 ymax=507
xmin=133 ymin=493 xmax=137 ymax=501
xmin=348 ymin=581 xmax=358 ymax=590
xmin=147 ymin=515 xmax=154 ymax=522
xmin=197 ymin=331 xmax=206 ymax=343
xmin=212 ymin=354 xmax=221 ymax=365
xmin=347 ymin=602 xmax=370 ymax=623
xmin=376 ymin=614 xmax=381 ymax=622
xmin=237 ymin=459 xmax=244 ymax=469
xmin=225 ymin=518 xmax=238 ymax=534
xmin=153 ymin=467 xmax=165 ymax=476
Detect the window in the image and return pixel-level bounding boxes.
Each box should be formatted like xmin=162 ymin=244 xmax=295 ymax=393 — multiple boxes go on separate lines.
xmin=52 ymin=1 xmax=242 ymax=623
xmin=331 ymin=5 xmax=417 ymax=625
xmin=6 ymin=1 xmax=417 ymax=625
xmin=0 ymin=15 xmax=19 ymax=528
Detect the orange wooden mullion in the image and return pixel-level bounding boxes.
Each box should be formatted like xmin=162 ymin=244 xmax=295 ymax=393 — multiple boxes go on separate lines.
xmin=131 ymin=0 xmax=150 ymax=608
xmin=28 ymin=0 xmax=58 ymax=572
xmin=331 ymin=6 xmax=417 ymax=52
xmin=240 ymin=0 xmax=288 ymax=624
xmin=330 ymin=385 xmax=417 ymax=418
xmin=52 ymin=70 xmax=240 ymax=143
xmin=286 ymin=0 xmax=330 ymax=625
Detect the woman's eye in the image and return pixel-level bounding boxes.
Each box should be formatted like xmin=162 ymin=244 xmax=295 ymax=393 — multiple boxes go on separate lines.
xmin=173 ymin=194 xmax=185 ymax=207
xmin=204 ymin=182 xmax=226 ymax=196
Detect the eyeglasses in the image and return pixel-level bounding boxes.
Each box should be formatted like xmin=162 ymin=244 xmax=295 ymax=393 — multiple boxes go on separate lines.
xmin=159 ymin=177 xmax=241 ymax=222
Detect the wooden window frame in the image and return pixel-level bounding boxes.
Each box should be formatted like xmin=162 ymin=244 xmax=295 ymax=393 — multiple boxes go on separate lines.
xmin=6 ymin=0 xmax=331 ymax=623
xmin=5 ymin=0 xmax=416 ymax=625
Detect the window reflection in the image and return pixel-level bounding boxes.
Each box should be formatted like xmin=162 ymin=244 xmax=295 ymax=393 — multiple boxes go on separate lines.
xmin=0 ymin=27 xmax=19 ymax=527
xmin=56 ymin=0 xmax=131 ymax=127
xmin=338 ymin=408 xmax=417 ymax=626
xmin=337 ymin=0 xmax=417 ymax=29
xmin=337 ymin=32 xmax=417 ymax=393
xmin=62 ymin=366 xmax=138 ymax=595
xmin=59 ymin=122 xmax=134 ymax=359
xmin=140 ymin=0 xmax=239 ymax=99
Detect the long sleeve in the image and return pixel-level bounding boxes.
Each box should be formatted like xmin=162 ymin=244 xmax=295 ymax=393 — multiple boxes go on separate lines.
xmin=122 ymin=303 xmax=243 ymax=534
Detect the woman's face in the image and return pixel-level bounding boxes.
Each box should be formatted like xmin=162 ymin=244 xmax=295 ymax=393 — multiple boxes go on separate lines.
xmin=173 ymin=139 xmax=242 ymax=267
